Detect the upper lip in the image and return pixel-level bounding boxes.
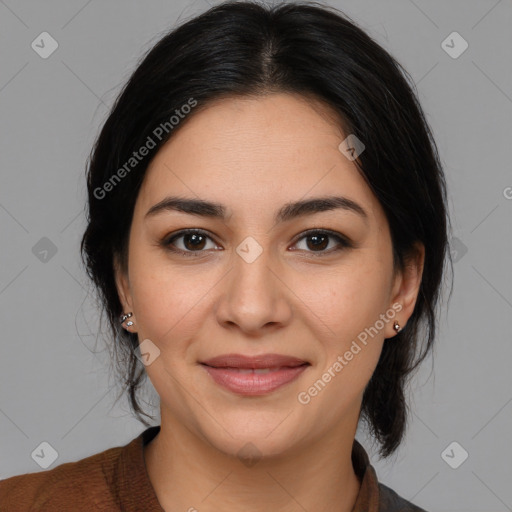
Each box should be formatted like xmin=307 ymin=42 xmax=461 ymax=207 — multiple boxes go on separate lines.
xmin=201 ymin=353 xmax=309 ymax=369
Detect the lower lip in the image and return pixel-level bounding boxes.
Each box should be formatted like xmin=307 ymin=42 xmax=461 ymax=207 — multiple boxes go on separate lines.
xmin=201 ymin=364 xmax=309 ymax=396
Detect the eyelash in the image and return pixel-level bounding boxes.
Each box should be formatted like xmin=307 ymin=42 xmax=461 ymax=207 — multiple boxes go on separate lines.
xmin=161 ymin=228 xmax=353 ymax=258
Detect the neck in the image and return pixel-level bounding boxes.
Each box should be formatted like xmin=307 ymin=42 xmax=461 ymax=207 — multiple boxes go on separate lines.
xmin=144 ymin=412 xmax=362 ymax=512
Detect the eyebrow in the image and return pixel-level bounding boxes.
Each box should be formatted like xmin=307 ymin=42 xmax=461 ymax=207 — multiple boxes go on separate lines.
xmin=145 ymin=195 xmax=368 ymax=225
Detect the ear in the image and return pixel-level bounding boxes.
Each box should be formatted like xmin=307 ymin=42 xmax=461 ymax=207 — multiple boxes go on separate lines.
xmin=114 ymin=254 xmax=136 ymax=332
xmin=388 ymin=241 xmax=425 ymax=337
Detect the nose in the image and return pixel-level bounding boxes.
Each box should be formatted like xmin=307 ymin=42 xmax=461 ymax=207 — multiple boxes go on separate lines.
xmin=215 ymin=244 xmax=293 ymax=336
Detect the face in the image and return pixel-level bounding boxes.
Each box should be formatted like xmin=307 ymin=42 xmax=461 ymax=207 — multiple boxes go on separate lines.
xmin=115 ymin=92 xmax=424 ymax=458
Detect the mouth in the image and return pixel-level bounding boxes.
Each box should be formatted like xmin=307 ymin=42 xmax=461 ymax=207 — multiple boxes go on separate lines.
xmin=200 ymin=353 xmax=310 ymax=396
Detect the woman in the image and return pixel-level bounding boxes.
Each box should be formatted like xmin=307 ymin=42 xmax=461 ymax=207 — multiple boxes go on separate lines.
xmin=0 ymin=1 xmax=452 ymax=510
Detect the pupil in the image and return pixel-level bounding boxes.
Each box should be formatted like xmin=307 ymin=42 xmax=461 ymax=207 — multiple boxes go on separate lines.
xmin=185 ymin=233 xmax=205 ymax=250
xmin=308 ymin=234 xmax=328 ymax=251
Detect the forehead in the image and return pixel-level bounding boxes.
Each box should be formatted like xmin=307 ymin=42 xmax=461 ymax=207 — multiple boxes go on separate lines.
xmin=136 ymin=93 xmax=385 ymax=226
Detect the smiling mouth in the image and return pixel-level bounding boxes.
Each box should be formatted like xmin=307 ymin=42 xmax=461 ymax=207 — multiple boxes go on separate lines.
xmin=199 ymin=354 xmax=310 ymax=395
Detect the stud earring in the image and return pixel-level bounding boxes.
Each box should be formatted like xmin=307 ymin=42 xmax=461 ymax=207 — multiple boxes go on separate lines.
xmin=393 ymin=321 xmax=402 ymax=333
xmin=120 ymin=312 xmax=134 ymax=327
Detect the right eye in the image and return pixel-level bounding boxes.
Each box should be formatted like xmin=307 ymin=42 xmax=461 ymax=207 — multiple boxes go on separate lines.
xmin=162 ymin=229 xmax=222 ymax=256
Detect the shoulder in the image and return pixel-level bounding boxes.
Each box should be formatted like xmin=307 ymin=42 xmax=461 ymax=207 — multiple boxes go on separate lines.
xmin=378 ymin=482 xmax=429 ymax=512
xmin=0 ymin=444 xmax=125 ymax=511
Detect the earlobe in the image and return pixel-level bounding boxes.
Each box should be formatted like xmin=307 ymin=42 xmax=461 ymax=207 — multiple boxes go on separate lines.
xmin=389 ymin=242 xmax=425 ymax=337
xmin=114 ymin=255 xmax=136 ymax=331
xmin=120 ymin=312 xmax=135 ymax=328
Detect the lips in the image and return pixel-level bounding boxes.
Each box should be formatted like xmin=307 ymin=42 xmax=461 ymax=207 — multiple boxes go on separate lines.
xmin=200 ymin=353 xmax=310 ymax=396
xmin=201 ymin=353 xmax=308 ymax=369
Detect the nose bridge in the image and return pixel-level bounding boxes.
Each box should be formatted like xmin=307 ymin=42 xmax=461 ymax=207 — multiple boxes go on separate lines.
xmin=232 ymin=236 xmax=276 ymax=303
xmin=217 ymin=236 xmax=289 ymax=332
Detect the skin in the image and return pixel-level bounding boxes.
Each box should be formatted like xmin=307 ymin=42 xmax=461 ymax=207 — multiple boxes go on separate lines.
xmin=114 ymin=92 xmax=425 ymax=512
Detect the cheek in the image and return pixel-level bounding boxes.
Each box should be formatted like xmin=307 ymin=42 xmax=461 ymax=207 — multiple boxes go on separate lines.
xmin=292 ymin=254 xmax=392 ymax=406
xmin=295 ymin=257 xmax=392 ymax=342
xmin=296 ymin=277 xmax=387 ymax=423
xmin=132 ymin=276 xmax=206 ymax=347
xmin=126 ymin=243 xmax=211 ymax=347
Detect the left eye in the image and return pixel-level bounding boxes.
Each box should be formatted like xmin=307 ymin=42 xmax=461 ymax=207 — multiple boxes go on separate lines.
xmin=162 ymin=229 xmax=351 ymax=257
xmin=292 ymin=230 xmax=351 ymax=254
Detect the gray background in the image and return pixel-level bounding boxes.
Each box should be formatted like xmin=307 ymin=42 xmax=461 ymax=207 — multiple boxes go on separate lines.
xmin=1 ymin=1 xmax=511 ymax=510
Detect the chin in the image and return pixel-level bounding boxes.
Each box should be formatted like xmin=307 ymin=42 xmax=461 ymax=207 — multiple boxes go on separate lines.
xmin=208 ymin=429 xmax=300 ymax=463
xmin=194 ymin=407 xmax=307 ymax=461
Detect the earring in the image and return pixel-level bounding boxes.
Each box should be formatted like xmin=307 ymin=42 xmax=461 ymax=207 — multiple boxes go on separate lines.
xmin=120 ymin=312 xmax=134 ymax=327
xmin=393 ymin=321 xmax=402 ymax=333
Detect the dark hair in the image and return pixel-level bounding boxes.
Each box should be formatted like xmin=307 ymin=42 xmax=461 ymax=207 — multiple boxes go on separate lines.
xmin=80 ymin=0 xmax=453 ymax=458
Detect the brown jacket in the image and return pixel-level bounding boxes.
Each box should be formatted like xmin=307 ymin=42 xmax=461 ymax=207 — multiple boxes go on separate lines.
xmin=0 ymin=426 xmax=427 ymax=511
